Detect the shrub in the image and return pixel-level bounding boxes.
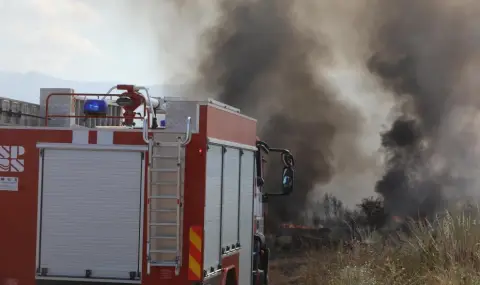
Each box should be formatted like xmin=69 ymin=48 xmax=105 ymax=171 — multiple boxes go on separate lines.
xmin=270 ymin=206 xmax=480 ymax=285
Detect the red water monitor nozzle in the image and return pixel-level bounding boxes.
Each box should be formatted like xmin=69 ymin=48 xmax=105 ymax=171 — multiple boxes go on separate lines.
xmin=115 ymin=84 xmax=144 ymax=126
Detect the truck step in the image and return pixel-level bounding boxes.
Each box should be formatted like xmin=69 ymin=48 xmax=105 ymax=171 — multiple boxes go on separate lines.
xmin=152 ymin=142 xmax=180 ymax=147
xmin=151 ymin=235 xmax=177 ymax=240
xmin=152 ymin=181 xmax=178 ymax=186
xmin=150 ymin=168 xmax=178 ymax=173
xmin=149 ymin=222 xmax=177 ymax=226
xmin=151 ymin=155 xmax=181 ymax=159
xmin=151 ymin=261 xmax=178 ymax=267
xmin=150 ymin=209 xmax=176 ymax=213
xmin=150 ymin=249 xmax=177 ymax=254
xmin=149 ymin=195 xmax=177 ymax=199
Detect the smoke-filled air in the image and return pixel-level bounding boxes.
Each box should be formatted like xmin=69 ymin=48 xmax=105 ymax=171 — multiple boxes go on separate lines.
xmin=132 ymin=0 xmax=480 ymax=227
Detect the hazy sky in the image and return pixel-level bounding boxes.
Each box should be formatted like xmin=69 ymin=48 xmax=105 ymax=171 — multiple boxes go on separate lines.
xmin=0 ymin=0 xmax=174 ymax=84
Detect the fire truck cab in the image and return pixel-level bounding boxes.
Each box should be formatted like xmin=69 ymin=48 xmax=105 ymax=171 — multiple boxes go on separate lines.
xmin=0 ymin=85 xmax=295 ymax=285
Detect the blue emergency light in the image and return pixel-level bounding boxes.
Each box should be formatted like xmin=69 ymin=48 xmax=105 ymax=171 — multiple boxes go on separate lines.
xmin=83 ymin=99 xmax=108 ymax=116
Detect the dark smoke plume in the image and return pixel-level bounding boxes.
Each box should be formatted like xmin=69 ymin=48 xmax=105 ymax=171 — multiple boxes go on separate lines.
xmin=132 ymin=0 xmax=480 ymax=227
xmin=368 ymin=0 xmax=480 ymax=219
xmin=196 ymin=0 xmax=367 ymax=225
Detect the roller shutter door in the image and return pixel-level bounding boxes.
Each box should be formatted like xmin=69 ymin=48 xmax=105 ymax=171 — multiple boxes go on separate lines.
xmin=37 ymin=149 xmax=143 ymax=280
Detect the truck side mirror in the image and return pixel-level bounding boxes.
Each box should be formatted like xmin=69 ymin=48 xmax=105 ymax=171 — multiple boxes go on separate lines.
xmin=281 ymin=166 xmax=294 ymax=195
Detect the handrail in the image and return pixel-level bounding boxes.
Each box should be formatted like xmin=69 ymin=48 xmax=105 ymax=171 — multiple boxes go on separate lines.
xmin=43 ymin=92 xmax=147 ymax=127
xmin=142 ymin=119 xmax=149 ymax=144
xmin=146 ymin=139 xmax=154 ymax=276
xmin=180 ymin=117 xmax=192 ymax=146
xmin=175 ymin=138 xmax=183 ymax=276
xmin=134 ymin=86 xmax=156 ymax=119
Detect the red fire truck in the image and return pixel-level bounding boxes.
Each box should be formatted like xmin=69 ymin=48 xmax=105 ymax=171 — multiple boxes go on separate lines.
xmin=0 ymin=85 xmax=295 ymax=285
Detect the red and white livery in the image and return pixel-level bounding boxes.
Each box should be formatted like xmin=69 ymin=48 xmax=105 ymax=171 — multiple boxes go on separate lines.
xmin=0 ymin=85 xmax=295 ymax=285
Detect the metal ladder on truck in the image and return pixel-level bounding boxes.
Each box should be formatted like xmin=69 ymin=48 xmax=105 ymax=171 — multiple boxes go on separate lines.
xmin=146 ymin=117 xmax=192 ymax=276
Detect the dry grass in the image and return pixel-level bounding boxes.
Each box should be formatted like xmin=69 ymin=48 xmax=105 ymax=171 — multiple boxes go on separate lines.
xmin=270 ymin=209 xmax=480 ymax=285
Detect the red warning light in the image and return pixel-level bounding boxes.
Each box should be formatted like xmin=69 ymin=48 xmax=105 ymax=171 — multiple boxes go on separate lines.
xmin=198 ymin=148 xmax=203 ymax=154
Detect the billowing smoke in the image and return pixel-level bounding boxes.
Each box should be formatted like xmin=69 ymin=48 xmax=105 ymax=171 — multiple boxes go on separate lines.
xmin=195 ymin=0 xmax=347 ymax=223
xmin=131 ymin=0 xmax=480 ymax=227
xmin=193 ymin=0 xmax=392 ymax=225
xmin=368 ymin=0 xmax=480 ymax=219
xmin=131 ymin=0 xmax=394 ymax=225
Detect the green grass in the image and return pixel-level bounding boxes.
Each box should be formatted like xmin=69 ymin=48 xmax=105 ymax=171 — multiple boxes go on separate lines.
xmin=270 ymin=209 xmax=480 ymax=285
